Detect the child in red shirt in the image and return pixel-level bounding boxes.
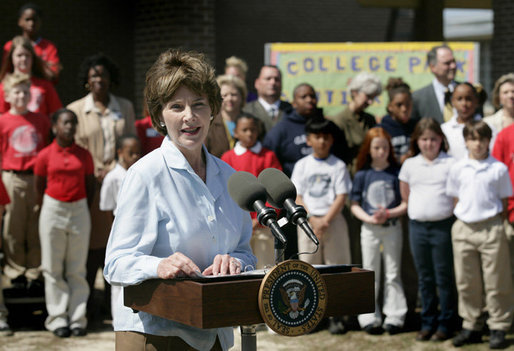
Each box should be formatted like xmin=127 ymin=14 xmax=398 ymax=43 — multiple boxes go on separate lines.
xmin=0 ymin=72 xmax=50 ymax=288
xmin=221 ymin=113 xmax=282 ymax=268
xmin=3 ymin=3 xmax=61 ymax=82
xmin=34 ymin=108 xmax=94 ymax=338
xmin=0 ymin=36 xmax=62 ymax=118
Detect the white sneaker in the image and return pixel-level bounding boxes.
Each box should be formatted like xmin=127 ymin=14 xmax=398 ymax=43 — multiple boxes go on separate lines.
xmin=0 ymin=319 xmax=13 ymax=336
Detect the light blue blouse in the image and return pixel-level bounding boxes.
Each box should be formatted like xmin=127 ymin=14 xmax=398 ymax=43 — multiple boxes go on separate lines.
xmin=104 ymin=136 xmax=256 ymax=351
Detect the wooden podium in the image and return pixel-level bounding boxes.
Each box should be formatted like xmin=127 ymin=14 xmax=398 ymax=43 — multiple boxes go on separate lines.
xmin=124 ymin=266 xmax=374 ymax=329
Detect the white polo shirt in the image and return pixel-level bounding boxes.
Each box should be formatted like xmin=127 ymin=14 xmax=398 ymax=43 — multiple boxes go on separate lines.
xmin=399 ymin=152 xmax=455 ymax=221
xmin=446 ymin=155 xmax=512 ymax=223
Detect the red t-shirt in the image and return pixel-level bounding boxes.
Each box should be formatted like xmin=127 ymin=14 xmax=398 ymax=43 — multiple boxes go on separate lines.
xmin=3 ymin=38 xmax=60 ymax=75
xmin=221 ymin=147 xmax=282 ymax=177
xmin=34 ymin=141 xmax=94 ymax=202
xmin=492 ymin=124 xmax=514 ymax=222
xmin=221 ymin=146 xmax=282 ymax=219
xmin=0 ymin=76 xmax=62 ymax=118
xmin=135 ymin=116 xmax=164 ymax=155
xmin=0 ymin=111 xmax=50 ymax=171
xmin=0 ymin=179 xmax=10 ymax=205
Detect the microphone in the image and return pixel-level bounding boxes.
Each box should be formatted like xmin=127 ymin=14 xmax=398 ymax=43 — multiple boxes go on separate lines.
xmin=258 ymin=168 xmax=320 ymax=246
xmin=227 ymin=171 xmax=287 ymax=244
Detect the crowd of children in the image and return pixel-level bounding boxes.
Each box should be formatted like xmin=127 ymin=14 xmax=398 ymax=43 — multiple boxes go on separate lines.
xmin=1 ymin=3 xmax=514 ymax=350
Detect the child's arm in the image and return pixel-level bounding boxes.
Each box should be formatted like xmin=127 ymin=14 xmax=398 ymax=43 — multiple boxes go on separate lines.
xmin=323 ymin=194 xmax=346 ymax=224
xmin=85 ymin=174 xmax=95 ymax=209
xmin=351 ymin=200 xmax=381 ymax=224
xmin=399 ymin=181 xmax=410 ymax=204
xmin=34 ymin=175 xmax=46 ymax=208
xmin=502 ymin=198 xmax=509 ymax=220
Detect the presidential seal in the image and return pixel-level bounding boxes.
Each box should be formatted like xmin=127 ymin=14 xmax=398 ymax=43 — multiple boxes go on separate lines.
xmin=258 ymin=260 xmax=327 ymax=336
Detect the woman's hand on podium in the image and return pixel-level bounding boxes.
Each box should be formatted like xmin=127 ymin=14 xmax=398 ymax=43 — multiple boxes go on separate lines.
xmin=202 ymin=254 xmax=241 ymax=276
xmin=157 ymin=252 xmax=202 ymax=279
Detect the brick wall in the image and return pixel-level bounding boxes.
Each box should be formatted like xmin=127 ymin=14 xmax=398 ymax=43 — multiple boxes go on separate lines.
xmin=214 ymin=0 xmax=401 ymax=94
xmin=133 ymin=0 xmax=216 ymax=116
xmin=0 ymin=0 xmax=135 ymax=108
xmin=492 ymin=0 xmax=514 ymax=82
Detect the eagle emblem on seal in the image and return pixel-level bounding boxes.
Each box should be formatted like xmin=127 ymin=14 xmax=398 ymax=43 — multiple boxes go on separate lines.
xmin=279 ymin=280 xmax=310 ymax=319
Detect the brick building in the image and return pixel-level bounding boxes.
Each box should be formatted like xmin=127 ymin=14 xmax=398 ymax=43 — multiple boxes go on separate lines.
xmin=0 ymin=0 xmax=510 ymax=116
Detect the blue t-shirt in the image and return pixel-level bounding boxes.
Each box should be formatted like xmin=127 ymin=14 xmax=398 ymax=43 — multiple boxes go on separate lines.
xmin=350 ymin=165 xmax=401 ymax=216
xmin=379 ymin=115 xmax=416 ymax=161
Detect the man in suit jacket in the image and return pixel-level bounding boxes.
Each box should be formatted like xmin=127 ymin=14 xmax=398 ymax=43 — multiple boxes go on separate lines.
xmin=412 ymin=45 xmax=458 ymax=124
xmin=243 ymin=65 xmax=292 ymax=136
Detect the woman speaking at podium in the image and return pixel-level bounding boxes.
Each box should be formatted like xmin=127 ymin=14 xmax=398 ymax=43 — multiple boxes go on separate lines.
xmin=104 ymin=49 xmax=256 ymax=351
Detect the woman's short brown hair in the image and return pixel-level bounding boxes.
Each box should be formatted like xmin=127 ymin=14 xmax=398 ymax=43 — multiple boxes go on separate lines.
xmin=144 ymin=49 xmax=221 ymax=136
xmin=216 ymin=74 xmax=247 ymax=108
xmin=492 ymin=73 xmax=514 ymax=109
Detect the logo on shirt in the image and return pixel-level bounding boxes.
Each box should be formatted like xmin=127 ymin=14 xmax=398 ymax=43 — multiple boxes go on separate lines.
xmin=10 ymin=125 xmax=40 ymax=155
xmin=365 ymin=180 xmax=395 ymax=212
xmin=307 ymin=173 xmax=331 ymax=198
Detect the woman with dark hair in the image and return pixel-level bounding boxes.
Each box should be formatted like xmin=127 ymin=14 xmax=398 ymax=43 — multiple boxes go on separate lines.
xmin=67 ymin=53 xmax=135 ymax=324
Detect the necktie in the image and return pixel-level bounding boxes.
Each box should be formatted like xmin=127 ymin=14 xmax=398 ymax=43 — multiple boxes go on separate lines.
xmin=269 ymin=106 xmax=277 ymax=119
xmin=443 ymin=87 xmax=454 ymax=122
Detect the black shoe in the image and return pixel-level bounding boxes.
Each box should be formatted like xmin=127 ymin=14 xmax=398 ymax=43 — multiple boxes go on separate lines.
xmin=416 ymin=329 xmax=433 ymax=341
xmin=430 ymin=330 xmax=451 ymax=342
xmin=363 ymin=323 xmax=384 ymax=335
xmin=490 ymin=330 xmax=507 ymax=349
xmin=71 ymin=328 xmax=87 ymax=337
xmin=452 ymin=329 xmax=482 ymax=347
xmin=384 ymin=324 xmax=402 ymax=335
xmin=328 ymin=317 xmax=346 ymax=335
xmin=53 ymin=327 xmax=71 ymax=338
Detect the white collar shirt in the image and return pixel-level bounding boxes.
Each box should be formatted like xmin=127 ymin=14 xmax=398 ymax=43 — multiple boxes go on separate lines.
xmin=446 ymin=155 xmax=512 ymax=223
xmin=432 ymin=78 xmax=456 ymax=113
xmin=233 ymin=141 xmax=262 ymax=156
xmin=398 ymin=152 xmax=455 ymax=221
xmin=104 ymin=136 xmax=255 ymax=350
xmin=258 ymin=97 xmax=280 ymax=119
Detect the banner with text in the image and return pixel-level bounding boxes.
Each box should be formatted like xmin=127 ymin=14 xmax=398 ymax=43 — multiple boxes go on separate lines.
xmin=265 ymin=42 xmax=479 ymax=117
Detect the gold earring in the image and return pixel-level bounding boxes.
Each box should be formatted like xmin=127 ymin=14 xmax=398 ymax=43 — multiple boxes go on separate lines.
xmin=85 ymin=83 xmax=90 ymax=90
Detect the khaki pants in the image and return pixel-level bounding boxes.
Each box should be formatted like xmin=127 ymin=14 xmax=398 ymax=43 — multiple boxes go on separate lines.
xmin=1 ymin=171 xmax=40 ymax=280
xmin=0 ymin=277 xmax=7 ymax=322
xmin=115 ymin=331 xmax=222 ymax=351
xmin=39 ymin=195 xmax=90 ymax=331
xmin=250 ymin=226 xmax=275 ymax=269
xmin=452 ymin=216 xmax=514 ymax=331
xmin=298 ymin=213 xmax=351 ymax=265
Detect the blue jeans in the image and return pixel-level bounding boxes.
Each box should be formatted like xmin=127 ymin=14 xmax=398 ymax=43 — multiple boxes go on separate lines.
xmin=409 ymin=217 xmax=457 ymax=333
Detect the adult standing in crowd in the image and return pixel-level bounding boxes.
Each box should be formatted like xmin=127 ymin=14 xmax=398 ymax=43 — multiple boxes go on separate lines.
xmin=224 ymin=55 xmax=256 ymax=102
xmin=411 ymin=45 xmax=458 ymax=124
xmin=484 ymin=73 xmax=514 ymax=133
xmin=243 ymin=65 xmax=291 ymax=137
xmin=67 ymin=53 xmax=135 ymax=324
xmin=104 ymin=48 xmax=255 ymax=351
xmin=205 ymin=74 xmax=247 ymax=157
xmin=327 ymin=71 xmax=382 ymax=171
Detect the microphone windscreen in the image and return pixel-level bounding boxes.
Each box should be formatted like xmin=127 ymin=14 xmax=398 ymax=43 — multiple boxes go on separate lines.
xmin=258 ymin=168 xmax=297 ymax=208
xmin=227 ymin=171 xmax=267 ymax=212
